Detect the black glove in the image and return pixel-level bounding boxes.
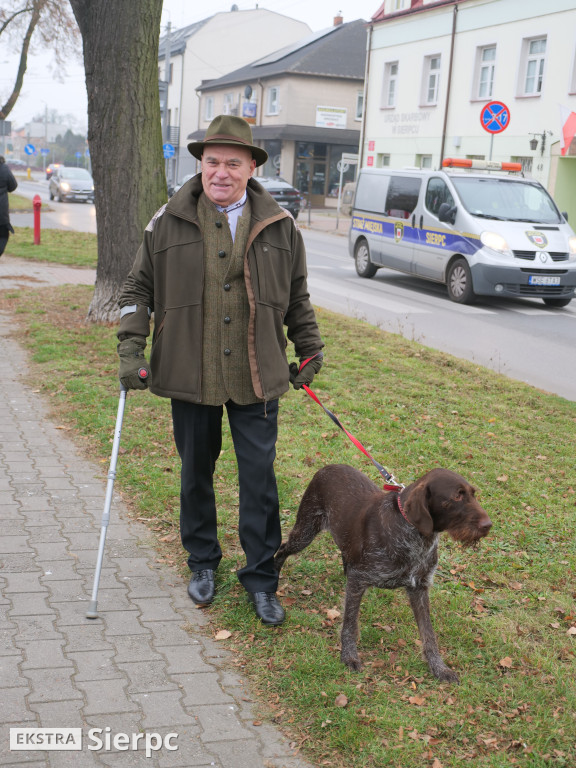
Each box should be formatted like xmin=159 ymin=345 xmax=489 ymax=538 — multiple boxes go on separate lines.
xmin=289 ymin=356 xmax=323 ymax=390
xmin=117 ymin=336 xmax=150 ymax=390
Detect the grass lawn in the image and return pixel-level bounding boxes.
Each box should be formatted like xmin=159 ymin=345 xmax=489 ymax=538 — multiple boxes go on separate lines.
xmin=2 ymin=257 xmax=575 ymax=767
xmin=7 ymin=227 xmax=97 ymax=268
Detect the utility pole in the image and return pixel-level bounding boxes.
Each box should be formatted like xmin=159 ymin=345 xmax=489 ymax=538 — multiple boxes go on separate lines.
xmin=162 ymin=22 xmax=172 ymax=186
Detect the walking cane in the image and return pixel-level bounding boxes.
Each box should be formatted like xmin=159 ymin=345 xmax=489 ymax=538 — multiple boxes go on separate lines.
xmin=86 ymin=371 xmax=147 ymax=619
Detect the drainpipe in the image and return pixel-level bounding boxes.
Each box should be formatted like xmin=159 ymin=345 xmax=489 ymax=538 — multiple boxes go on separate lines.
xmin=359 ymin=23 xmax=372 ymax=171
xmin=439 ymin=4 xmax=458 ymax=167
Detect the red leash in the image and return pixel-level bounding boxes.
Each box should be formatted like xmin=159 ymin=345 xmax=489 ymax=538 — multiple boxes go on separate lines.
xmin=297 ymin=357 xmax=404 ymax=492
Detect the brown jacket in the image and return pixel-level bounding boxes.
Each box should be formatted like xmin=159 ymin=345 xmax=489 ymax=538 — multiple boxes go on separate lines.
xmin=118 ymin=175 xmax=324 ymax=403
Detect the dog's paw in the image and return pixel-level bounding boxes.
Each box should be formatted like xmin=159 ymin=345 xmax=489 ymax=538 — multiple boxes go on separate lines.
xmin=341 ymin=653 xmax=362 ymax=671
xmin=434 ymin=666 xmax=459 ymax=684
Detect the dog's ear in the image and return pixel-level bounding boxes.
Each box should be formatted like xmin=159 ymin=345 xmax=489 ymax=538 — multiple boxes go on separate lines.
xmin=402 ymin=482 xmax=434 ymax=537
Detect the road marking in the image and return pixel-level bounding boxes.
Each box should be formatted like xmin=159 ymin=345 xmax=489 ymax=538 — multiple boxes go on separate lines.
xmin=307 ymin=276 xmax=431 ymax=315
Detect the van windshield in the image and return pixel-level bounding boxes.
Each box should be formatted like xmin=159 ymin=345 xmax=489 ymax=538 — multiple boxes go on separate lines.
xmin=450 ymin=177 xmax=562 ymax=224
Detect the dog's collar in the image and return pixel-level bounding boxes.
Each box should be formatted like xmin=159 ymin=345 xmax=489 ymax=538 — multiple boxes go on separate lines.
xmin=395 ymin=491 xmax=414 ymax=527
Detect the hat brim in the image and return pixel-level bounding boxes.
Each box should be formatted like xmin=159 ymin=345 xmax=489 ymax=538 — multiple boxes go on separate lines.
xmin=187 ymin=139 xmax=268 ymax=167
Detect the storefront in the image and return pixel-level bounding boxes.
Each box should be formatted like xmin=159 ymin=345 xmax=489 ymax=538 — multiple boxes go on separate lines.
xmin=253 ymin=126 xmax=360 ymax=207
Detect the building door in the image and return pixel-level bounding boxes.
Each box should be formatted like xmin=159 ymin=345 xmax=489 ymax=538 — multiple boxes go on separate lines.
xmin=296 ymin=142 xmax=327 ymax=207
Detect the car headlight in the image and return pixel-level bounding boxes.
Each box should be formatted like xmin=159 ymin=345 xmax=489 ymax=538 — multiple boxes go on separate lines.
xmin=480 ymin=230 xmax=513 ymax=257
xmin=60 ymin=182 xmax=71 ymax=192
xmin=568 ymin=236 xmax=576 ymax=255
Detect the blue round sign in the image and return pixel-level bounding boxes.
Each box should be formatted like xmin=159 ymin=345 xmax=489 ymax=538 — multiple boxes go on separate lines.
xmin=163 ymin=142 xmax=175 ymax=158
xmin=24 ymin=143 xmax=36 ymax=155
xmin=480 ymin=101 xmax=510 ymax=134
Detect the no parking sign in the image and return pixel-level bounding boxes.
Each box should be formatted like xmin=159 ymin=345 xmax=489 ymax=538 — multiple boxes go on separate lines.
xmin=480 ymin=101 xmax=510 ymax=133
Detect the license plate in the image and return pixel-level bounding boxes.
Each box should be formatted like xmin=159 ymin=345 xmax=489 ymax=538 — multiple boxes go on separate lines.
xmin=528 ymin=275 xmax=561 ymax=286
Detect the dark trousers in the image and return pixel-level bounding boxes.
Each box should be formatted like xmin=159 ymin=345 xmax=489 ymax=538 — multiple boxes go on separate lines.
xmin=171 ymin=398 xmax=281 ymax=593
xmin=0 ymin=224 xmax=10 ymax=257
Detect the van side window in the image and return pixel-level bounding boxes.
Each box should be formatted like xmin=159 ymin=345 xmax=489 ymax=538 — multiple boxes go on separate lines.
xmin=354 ymin=175 xmax=388 ymax=214
xmin=384 ymin=176 xmax=421 ymax=219
xmin=425 ymin=177 xmax=455 ymax=217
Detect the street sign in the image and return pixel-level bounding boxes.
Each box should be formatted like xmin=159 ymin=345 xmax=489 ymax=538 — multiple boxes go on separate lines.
xmin=24 ymin=143 xmax=36 ymax=155
xmin=163 ymin=142 xmax=175 ymax=158
xmin=480 ymin=101 xmax=510 ymax=134
xmin=40 ymin=148 xmax=50 ymax=156
xmin=75 ymin=151 xmax=82 ymax=158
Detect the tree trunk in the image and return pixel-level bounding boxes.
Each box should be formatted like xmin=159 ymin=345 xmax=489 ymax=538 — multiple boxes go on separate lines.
xmin=69 ymin=0 xmax=166 ymax=323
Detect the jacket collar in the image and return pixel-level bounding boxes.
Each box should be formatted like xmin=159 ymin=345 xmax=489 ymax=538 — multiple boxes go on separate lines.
xmin=165 ymin=173 xmax=289 ymax=225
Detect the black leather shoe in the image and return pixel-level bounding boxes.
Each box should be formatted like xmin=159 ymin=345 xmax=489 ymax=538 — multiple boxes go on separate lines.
xmin=248 ymin=591 xmax=285 ymax=625
xmin=187 ymin=570 xmax=215 ymax=605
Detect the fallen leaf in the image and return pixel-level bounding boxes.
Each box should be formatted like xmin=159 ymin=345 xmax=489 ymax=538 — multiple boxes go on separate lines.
xmin=334 ymin=694 xmax=348 ymax=708
xmin=499 ymin=656 xmax=513 ymax=668
xmin=497 ymin=474 xmax=508 ymax=482
xmin=215 ymin=629 xmax=232 ymax=641
xmin=432 ymin=759 xmax=443 ymax=768
xmin=409 ymin=695 xmax=426 ymax=706
xmin=326 ymin=608 xmax=341 ymax=620
xmin=567 ymin=626 xmax=576 ymax=636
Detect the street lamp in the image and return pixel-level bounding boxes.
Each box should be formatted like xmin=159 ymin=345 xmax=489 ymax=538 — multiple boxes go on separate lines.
xmin=529 ymin=130 xmax=552 ymax=156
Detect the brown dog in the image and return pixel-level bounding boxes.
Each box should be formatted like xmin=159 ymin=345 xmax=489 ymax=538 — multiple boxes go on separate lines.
xmin=275 ymin=464 xmax=492 ymax=682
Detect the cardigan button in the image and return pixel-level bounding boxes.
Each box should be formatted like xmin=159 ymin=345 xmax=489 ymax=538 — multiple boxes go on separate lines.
xmin=215 ymin=221 xmax=222 ymax=228
xmin=224 ymin=283 xmax=231 ymax=291
xmin=224 ymin=316 xmax=231 ymax=324
xmin=218 ymin=250 xmax=226 ymax=258
xmin=223 ymin=348 xmax=231 ymax=356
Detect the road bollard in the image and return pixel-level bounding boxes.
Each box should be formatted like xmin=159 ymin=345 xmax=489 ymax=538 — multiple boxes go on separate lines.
xmin=33 ymin=194 xmax=42 ymax=245
xmin=27 ymin=167 xmax=31 ymax=180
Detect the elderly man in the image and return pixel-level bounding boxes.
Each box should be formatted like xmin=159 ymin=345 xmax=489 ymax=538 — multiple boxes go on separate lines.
xmin=117 ymin=115 xmax=324 ymax=625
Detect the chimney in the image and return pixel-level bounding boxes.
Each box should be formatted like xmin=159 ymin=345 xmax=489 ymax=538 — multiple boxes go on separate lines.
xmin=334 ymin=13 xmax=343 ymax=25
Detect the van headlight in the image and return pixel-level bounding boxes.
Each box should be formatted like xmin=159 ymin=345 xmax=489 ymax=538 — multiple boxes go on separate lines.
xmin=480 ymin=231 xmax=513 ymax=257
xmin=60 ymin=182 xmax=71 ymax=192
xmin=569 ymin=236 xmax=576 ymax=255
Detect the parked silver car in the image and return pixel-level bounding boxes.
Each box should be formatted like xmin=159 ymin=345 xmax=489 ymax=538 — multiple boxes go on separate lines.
xmin=49 ymin=166 xmax=94 ymax=203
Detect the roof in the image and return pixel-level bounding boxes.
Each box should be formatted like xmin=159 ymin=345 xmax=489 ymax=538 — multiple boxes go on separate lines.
xmin=186 ymin=124 xmax=361 ymax=145
xmin=159 ymin=17 xmax=211 ymax=58
xmin=371 ymin=0 xmax=463 ymax=24
xmin=196 ymin=20 xmax=368 ymax=92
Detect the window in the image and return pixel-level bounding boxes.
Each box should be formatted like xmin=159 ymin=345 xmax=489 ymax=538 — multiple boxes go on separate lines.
xmin=382 ymin=62 xmax=399 ymax=109
xmin=393 ymin=0 xmax=407 ymax=9
xmin=521 ymin=37 xmax=546 ymax=96
xmin=416 ymin=154 xmax=432 ymax=169
xmin=377 ymin=154 xmax=390 ymax=167
xmin=356 ymin=90 xmax=364 ymax=120
xmin=267 ymin=86 xmax=279 ymax=115
xmin=205 ymin=97 xmax=214 ymax=122
xmin=425 ymin=178 xmax=455 ymax=217
xmin=384 ymin=176 xmax=422 ymax=218
xmin=223 ymin=93 xmax=237 ymax=115
xmin=511 ymin=155 xmax=533 ymax=175
xmin=422 ymin=55 xmax=441 ymax=105
xmin=477 ymin=46 xmax=496 ymax=100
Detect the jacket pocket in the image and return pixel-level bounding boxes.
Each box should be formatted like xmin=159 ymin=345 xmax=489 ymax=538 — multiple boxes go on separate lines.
xmin=150 ymin=304 xmax=203 ymax=397
xmin=252 ymin=242 xmax=293 ymax=310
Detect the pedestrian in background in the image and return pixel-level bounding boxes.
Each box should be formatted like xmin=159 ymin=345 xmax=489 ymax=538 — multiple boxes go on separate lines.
xmin=0 ymin=156 xmax=17 ymax=257
xmin=117 ymin=115 xmax=324 ymax=626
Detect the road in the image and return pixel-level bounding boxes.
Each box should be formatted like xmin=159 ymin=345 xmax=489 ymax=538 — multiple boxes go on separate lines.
xmin=10 ymin=177 xmax=576 ymax=401
xmin=13 ymin=175 xmax=96 ymax=234
xmin=302 ymin=229 xmax=576 ymax=402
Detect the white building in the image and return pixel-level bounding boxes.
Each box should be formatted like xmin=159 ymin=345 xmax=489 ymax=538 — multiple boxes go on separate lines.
xmin=363 ymin=0 xmax=576 ymax=221
xmin=159 ymin=8 xmax=311 ymax=183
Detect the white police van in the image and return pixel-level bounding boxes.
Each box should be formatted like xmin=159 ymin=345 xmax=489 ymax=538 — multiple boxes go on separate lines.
xmin=348 ymin=159 xmax=576 ymax=307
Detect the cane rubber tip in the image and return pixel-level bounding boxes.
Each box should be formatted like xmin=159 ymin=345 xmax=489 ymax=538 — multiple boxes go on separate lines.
xmin=86 ymin=601 xmax=99 ymax=619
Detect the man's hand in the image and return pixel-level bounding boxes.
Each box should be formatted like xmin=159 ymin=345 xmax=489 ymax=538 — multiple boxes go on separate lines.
xmin=289 ymin=356 xmax=323 ymax=390
xmin=117 ymin=336 xmax=150 ymax=390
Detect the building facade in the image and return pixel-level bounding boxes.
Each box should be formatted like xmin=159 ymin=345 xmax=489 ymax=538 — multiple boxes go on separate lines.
xmin=159 ymin=8 xmax=311 ymax=184
xmin=364 ymin=0 xmax=576 ymax=221
xmin=190 ymin=18 xmax=368 ymax=206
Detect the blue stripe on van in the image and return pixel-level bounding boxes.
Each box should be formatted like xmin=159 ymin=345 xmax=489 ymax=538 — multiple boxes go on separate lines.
xmin=351 ymin=214 xmax=481 ymax=256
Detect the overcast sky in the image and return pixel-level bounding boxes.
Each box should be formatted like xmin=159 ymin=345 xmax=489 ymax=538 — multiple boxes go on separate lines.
xmin=0 ymin=1 xmax=379 ymax=132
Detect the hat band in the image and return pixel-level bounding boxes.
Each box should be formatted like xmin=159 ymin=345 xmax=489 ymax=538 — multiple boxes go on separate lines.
xmin=205 ymin=133 xmax=250 ymax=145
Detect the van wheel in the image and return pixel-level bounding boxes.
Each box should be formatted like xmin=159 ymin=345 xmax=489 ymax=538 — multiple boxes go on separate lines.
xmin=447 ymin=258 xmax=475 ymax=304
xmin=542 ymin=297 xmax=572 ymax=307
xmin=355 ymin=240 xmax=377 ymax=278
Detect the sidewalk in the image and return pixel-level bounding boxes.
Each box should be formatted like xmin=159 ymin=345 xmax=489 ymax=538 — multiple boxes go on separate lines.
xmin=0 ymin=266 xmax=314 ymax=766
